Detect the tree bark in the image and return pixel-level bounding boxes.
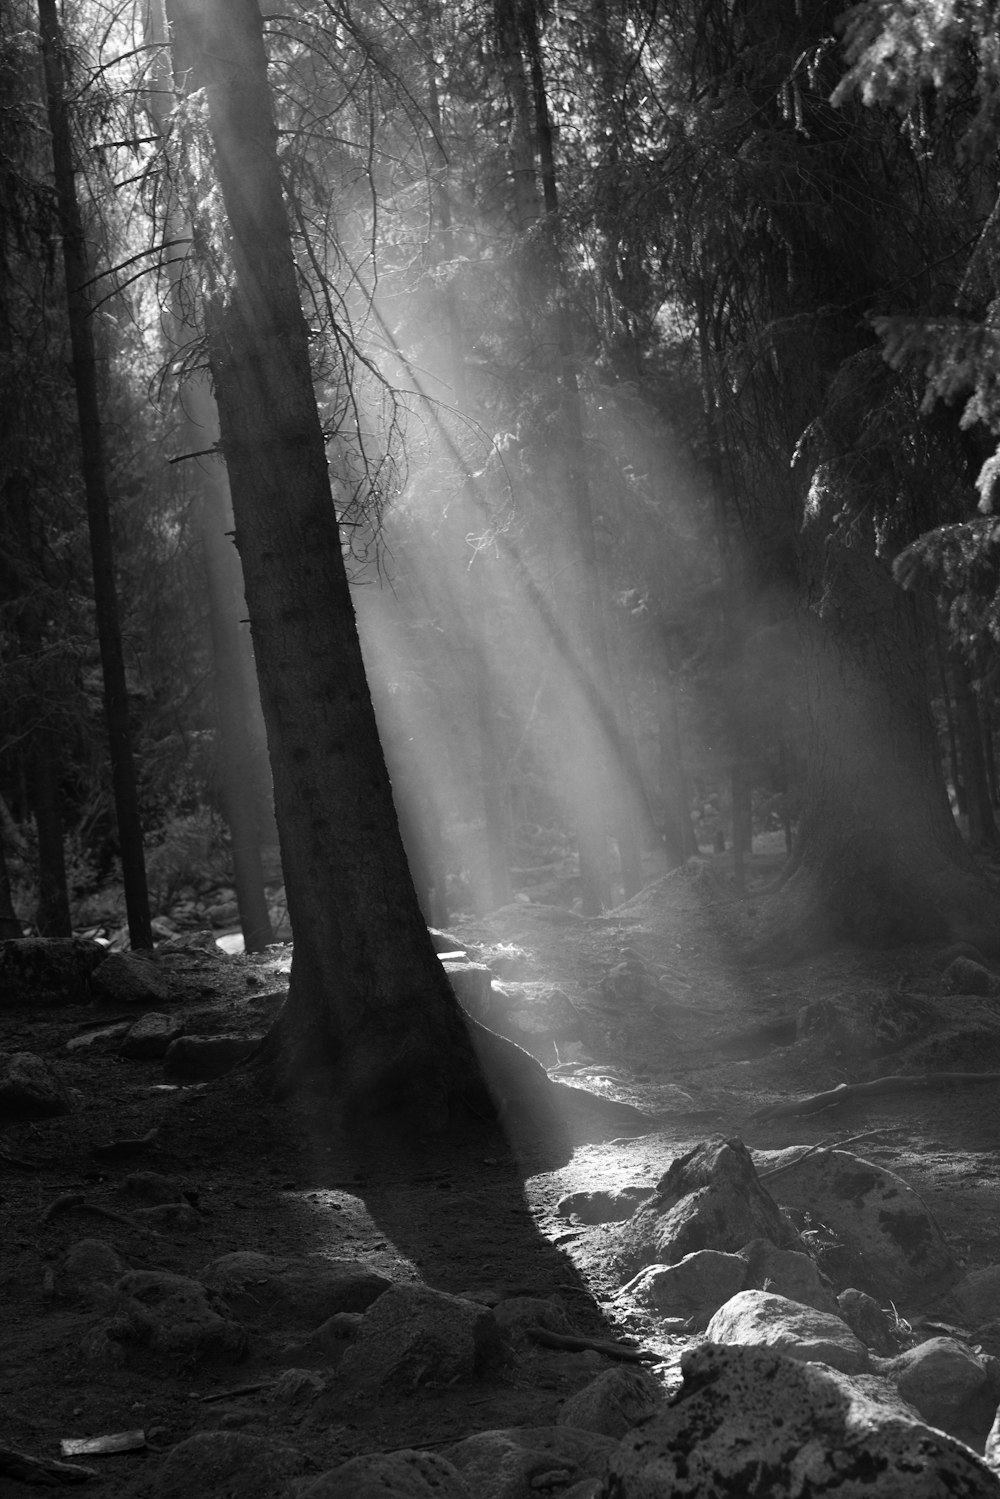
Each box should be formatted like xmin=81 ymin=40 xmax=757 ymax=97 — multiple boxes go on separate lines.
xmin=31 ymin=734 xmax=71 ymax=938
xmin=0 ymin=831 xmax=22 ymax=938
xmin=951 ymin=651 xmax=999 ymax=848
xmin=37 ymin=0 xmax=151 ymax=949
xmin=164 ymin=0 xmax=497 ymax=1126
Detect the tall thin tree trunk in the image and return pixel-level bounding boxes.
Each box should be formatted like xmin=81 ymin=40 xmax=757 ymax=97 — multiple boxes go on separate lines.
xmin=38 ymin=0 xmax=151 ymax=949
xmin=0 ymin=832 xmax=22 ymax=938
xmin=951 ymin=652 xmax=998 ymax=847
xmin=164 ymin=0 xmax=501 ymax=1125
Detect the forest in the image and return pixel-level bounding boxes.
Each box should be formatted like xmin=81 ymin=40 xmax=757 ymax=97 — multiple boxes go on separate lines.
xmin=8 ymin=1 xmax=1000 ymax=1493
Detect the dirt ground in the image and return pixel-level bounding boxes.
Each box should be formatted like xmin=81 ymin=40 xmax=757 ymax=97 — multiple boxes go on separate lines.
xmin=5 ymin=849 xmax=1000 ymax=1493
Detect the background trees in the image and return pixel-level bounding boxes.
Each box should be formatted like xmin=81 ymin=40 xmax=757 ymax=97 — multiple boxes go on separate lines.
xmin=3 ymin=0 xmax=1000 ymax=964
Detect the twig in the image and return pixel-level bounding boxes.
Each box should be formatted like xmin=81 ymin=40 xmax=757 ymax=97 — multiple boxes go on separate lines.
xmin=0 ymin=1444 xmax=97 ymax=1484
xmin=195 ymin=1381 xmax=274 ymax=1403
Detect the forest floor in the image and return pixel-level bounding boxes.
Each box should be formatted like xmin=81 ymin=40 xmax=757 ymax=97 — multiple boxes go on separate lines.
xmin=5 ymin=841 xmax=1000 ymax=1493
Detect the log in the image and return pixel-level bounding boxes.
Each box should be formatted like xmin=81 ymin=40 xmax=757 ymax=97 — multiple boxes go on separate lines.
xmin=754 ymin=1070 xmax=1000 ymax=1121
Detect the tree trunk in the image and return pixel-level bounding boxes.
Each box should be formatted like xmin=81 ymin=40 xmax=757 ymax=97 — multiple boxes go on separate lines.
xmin=0 ymin=832 xmax=22 ymax=939
xmin=32 ymin=734 xmax=71 ymax=937
xmin=38 ymin=0 xmax=151 ymax=950
xmin=165 ymin=0 xmax=499 ymax=1127
xmin=951 ymin=652 xmax=999 ymax=848
xmin=769 ymin=544 xmax=999 ymax=953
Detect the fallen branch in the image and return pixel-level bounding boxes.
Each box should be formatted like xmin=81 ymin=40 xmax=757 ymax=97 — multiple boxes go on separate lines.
xmin=525 ymin=1326 xmax=661 ymax=1363
xmin=0 ymin=1444 xmax=97 ymax=1485
xmin=40 ymin=1193 xmax=162 ymax=1236
xmin=757 ymin=1129 xmax=899 ymax=1180
xmin=754 ymin=1071 xmax=1000 ymax=1121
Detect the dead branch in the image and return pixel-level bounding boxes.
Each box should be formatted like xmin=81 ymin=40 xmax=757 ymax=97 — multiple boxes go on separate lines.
xmin=525 ymin=1326 xmax=661 ymax=1363
xmin=754 ymin=1072 xmax=1000 ymax=1121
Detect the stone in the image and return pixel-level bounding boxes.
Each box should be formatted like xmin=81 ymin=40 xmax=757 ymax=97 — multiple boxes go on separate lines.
xmin=836 ymin=1288 xmax=900 ymax=1356
xmin=0 ymin=936 xmax=105 ymax=1007
xmin=301 ymin=1450 xmax=471 ymax=1498
xmin=65 ymin=1022 xmax=131 ymax=1052
xmin=556 ymin=1366 xmax=662 ymax=1437
xmin=121 ymin=1171 xmax=187 ymax=1205
xmin=883 ymin=1336 xmax=995 ymax=1439
xmin=599 ymin=1342 xmax=1000 ymax=1497
xmin=203 ymin=1251 xmax=390 ymax=1326
xmin=268 ymin=1367 xmax=326 ymax=1405
xmin=110 ymin=1269 xmax=248 ymax=1363
xmin=986 ymin=1404 xmax=1000 ymax=1476
xmin=620 ymin=1250 xmax=747 ymax=1328
xmin=739 ymin=1238 xmax=838 ymax=1314
xmin=91 ymin=950 xmax=171 ymax=1004
xmin=943 ymin=956 xmax=996 ymax=995
xmin=753 ymin=1147 xmax=955 ymax=1299
xmin=163 ymin=1033 xmax=261 ymax=1081
xmin=492 ymin=1295 xmax=572 ymax=1342
xmin=445 ymin=1427 xmax=615 ymax=1499
xmin=62 ymin=1239 xmax=126 ymax=1298
xmin=118 ymin=1011 xmax=184 ymax=1059
xmin=950 ymin=1264 xmax=1000 ymax=1325
xmin=339 ymin=1284 xmax=505 ymax=1390
xmin=557 ymin=1187 xmax=651 ymax=1224
xmin=0 ymin=1051 xmax=73 ymax=1120
xmin=618 ymin=1136 xmax=800 ymax=1275
xmin=151 ymin=1431 xmax=306 ymax=1499
xmin=705 ymin=1289 xmax=870 ymax=1375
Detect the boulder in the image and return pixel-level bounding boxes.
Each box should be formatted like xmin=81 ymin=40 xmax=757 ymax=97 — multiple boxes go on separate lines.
xmin=0 ymin=936 xmax=105 ymax=1007
xmin=556 ymin=1366 xmax=662 ymax=1437
xmin=557 ymin=1186 xmax=651 ymax=1225
xmin=442 ymin=960 xmax=493 ymax=1021
xmin=943 ymin=957 xmax=996 ymax=995
xmin=445 ymin=1427 xmax=615 ymax=1499
xmin=202 ymin=1251 xmax=390 ymax=1326
xmin=119 ymin=1011 xmax=184 ymax=1059
xmin=836 ymin=1288 xmax=900 ymax=1356
xmin=339 ymin=1284 xmax=504 ymax=1390
xmin=109 ymin=1269 xmax=248 ymax=1363
xmin=91 ymin=951 xmax=171 ymax=1005
xmin=0 ymin=1051 xmax=73 ymax=1120
xmin=950 ymin=1264 xmax=1000 ymax=1326
xmin=301 ymin=1450 xmax=471 ymax=1498
xmin=62 ymin=1239 xmax=126 ymax=1300
xmin=599 ymin=1342 xmax=1000 ymax=1497
xmin=705 ymin=1289 xmax=870 ymax=1375
xmin=492 ymin=1295 xmax=573 ymax=1343
xmin=620 ymin=1250 xmax=747 ymax=1327
xmin=151 ymin=1431 xmax=306 ymax=1499
xmin=618 ymin=1136 xmax=800 ymax=1275
xmin=739 ymin=1238 xmax=838 ymax=1314
xmin=882 ymin=1336 xmax=995 ymax=1440
xmin=753 ymin=1147 xmax=955 ymax=1298
xmin=163 ymin=1033 xmax=261 ymax=1081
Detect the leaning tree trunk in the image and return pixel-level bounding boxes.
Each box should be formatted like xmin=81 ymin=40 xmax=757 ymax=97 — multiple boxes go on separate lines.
xmin=164 ymin=0 xmax=506 ymax=1126
xmin=38 ymin=0 xmax=151 ymax=949
xmin=772 ymin=541 xmax=999 ymax=954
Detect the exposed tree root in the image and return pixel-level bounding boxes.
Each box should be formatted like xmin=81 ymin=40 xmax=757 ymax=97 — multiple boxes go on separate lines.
xmin=525 ymin=1326 xmax=660 ymax=1363
xmin=754 ymin=1071 xmax=1000 ymax=1120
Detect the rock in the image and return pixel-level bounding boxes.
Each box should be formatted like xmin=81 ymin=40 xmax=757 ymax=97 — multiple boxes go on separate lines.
xmin=950 ymin=1264 xmax=1000 ymax=1325
xmin=618 ymin=1136 xmax=800 ymax=1275
xmin=443 ymin=960 xmax=494 ymax=1021
xmin=339 ymin=1283 xmax=505 ymax=1390
xmin=599 ymin=1342 xmax=1000 ymax=1497
xmin=0 ymin=936 xmax=106 ymax=1007
xmin=65 ymin=1022 xmax=131 ymax=1052
xmin=445 ymin=1426 xmax=615 ymax=1499
xmin=556 ymin=1367 xmax=662 ymax=1437
xmin=62 ymin=1238 xmax=126 ymax=1298
xmin=0 ymin=1051 xmax=73 ymax=1120
xmin=620 ymin=1250 xmax=747 ymax=1328
xmin=163 ymin=1033 xmax=261 ymax=1081
xmin=121 ymin=1171 xmax=187 ymax=1205
xmin=986 ymin=1404 xmax=1000 ymax=1476
xmin=705 ymin=1289 xmax=870 ymax=1375
xmin=206 ymin=900 xmax=239 ymax=927
xmin=739 ymin=1238 xmax=838 ymax=1314
xmin=753 ymin=1147 xmax=956 ymax=1299
xmin=493 ymin=1295 xmax=572 ymax=1342
xmin=203 ymin=1251 xmax=390 ymax=1326
xmin=91 ymin=951 xmax=171 ymax=1004
xmin=301 ymin=1450 xmax=471 ymax=1498
xmin=943 ymin=956 xmax=996 ymax=995
xmin=151 ymin=1431 xmax=306 ymax=1499
xmin=883 ymin=1336 xmax=995 ymax=1439
xmin=836 ymin=1288 xmax=900 ymax=1356
xmin=268 ymin=1367 xmax=326 ymax=1405
xmin=557 ymin=1186 xmax=651 ymax=1224
xmin=119 ymin=1011 xmax=184 ymax=1059
xmin=110 ymin=1269 xmax=248 ymax=1363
